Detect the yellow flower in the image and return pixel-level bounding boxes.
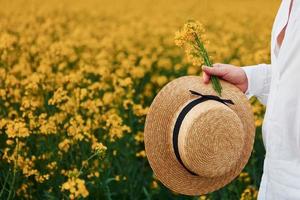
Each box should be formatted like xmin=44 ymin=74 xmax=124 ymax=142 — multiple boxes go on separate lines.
xmin=6 ymin=120 xmax=30 ymax=138
xmin=143 ymin=83 xmax=153 ymax=97
xmin=176 ymin=20 xmax=206 ymax=42
xmin=6 ymin=139 xmax=14 ymax=145
xmin=123 ymin=99 xmax=133 ymax=109
xmin=134 ymin=131 xmax=144 ymax=143
xmin=239 ymin=172 xmax=252 ymax=184
xmin=199 ymin=195 xmax=209 ymax=200
xmin=136 ymin=150 xmax=146 ymax=158
xmin=115 ymin=175 xmax=121 ymax=181
xmin=175 ymin=20 xmax=208 ymax=65
xmin=91 ymin=142 xmax=107 ymax=155
xmin=157 ymin=58 xmax=172 ymax=70
xmin=0 ymin=32 xmax=17 ymax=50
xmin=58 ymin=139 xmax=71 ymax=152
xmin=48 ymin=87 xmax=69 ymax=105
xmin=150 ymin=180 xmax=159 ymax=189
xmin=118 ymin=77 xmax=132 ymax=87
xmin=39 ymin=115 xmax=57 ymax=134
xmin=240 ymin=186 xmax=258 ymax=200
xmin=0 ymin=118 xmax=7 ymax=129
xmin=133 ymin=104 xmax=149 ymax=116
xmin=47 ymin=161 xmax=57 ymax=170
xmin=156 ymin=75 xmax=168 ymax=87
xmin=102 ymin=92 xmax=114 ymax=105
xmin=61 ymin=177 xmax=89 ymax=198
xmin=131 ymin=67 xmax=145 ymax=78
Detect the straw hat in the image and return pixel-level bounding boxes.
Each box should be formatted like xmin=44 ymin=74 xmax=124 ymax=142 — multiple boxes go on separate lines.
xmin=144 ymin=76 xmax=255 ymax=195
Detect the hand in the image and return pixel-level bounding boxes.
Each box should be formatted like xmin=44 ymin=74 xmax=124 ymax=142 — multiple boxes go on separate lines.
xmin=202 ymin=63 xmax=248 ymax=93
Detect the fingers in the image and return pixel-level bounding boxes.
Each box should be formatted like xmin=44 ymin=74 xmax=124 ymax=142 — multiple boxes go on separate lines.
xmin=202 ymin=65 xmax=227 ymax=77
xmin=202 ymin=70 xmax=210 ymax=84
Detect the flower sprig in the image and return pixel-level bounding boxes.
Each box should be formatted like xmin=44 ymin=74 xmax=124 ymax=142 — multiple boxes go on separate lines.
xmin=175 ymin=20 xmax=222 ymax=96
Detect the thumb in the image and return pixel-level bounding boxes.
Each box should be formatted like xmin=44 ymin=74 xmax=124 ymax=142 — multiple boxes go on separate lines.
xmin=202 ymin=66 xmax=226 ymax=77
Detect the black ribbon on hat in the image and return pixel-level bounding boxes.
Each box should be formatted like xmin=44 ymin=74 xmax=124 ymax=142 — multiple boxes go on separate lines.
xmin=172 ymin=90 xmax=235 ymax=176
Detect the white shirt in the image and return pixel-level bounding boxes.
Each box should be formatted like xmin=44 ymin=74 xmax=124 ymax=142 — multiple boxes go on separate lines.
xmin=242 ymin=0 xmax=300 ymax=199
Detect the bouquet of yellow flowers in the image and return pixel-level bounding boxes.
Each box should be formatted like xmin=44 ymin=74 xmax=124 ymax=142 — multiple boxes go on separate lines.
xmin=175 ymin=20 xmax=222 ymax=96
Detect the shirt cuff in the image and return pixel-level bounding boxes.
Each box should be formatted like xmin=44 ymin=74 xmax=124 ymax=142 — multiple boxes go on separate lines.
xmin=241 ymin=66 xmax=256 ymax=99
xmin=241 ymin=64 xmax=271 ymax=100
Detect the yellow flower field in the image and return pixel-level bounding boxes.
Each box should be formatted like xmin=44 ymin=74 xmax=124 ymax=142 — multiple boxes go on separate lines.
xmin=0 ymin=0 xmax=279 ymax=199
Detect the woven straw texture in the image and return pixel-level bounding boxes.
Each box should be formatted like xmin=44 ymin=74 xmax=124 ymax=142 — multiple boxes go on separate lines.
xmin=144 ymin=76 xmax=255 ymax=195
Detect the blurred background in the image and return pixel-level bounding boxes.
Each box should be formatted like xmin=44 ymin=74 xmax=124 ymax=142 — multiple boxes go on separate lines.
xmin=0 ymin=0 xmax=280 ymax=199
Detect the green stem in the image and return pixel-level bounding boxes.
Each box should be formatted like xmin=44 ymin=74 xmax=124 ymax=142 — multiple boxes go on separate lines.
xmin=7 ymin=139 xmax=19 ymax=200
xmin=0 ymin=173 xmax=10 ymax=198
xmin=7 ymin=172 xmax=16 ymax=200
xmin=78 ymin=151 xmax=100 ymax=176
xmin=194 ymin=34 xmax=222 ymax=96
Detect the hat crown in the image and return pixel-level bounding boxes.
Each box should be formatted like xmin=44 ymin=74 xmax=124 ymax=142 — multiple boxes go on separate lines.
xmin=178 ymin=100 xmax=245 ymax=178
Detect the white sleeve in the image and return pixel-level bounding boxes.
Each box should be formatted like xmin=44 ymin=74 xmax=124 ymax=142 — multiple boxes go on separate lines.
xmin=241 ymin=64 xmax=272 ymax=105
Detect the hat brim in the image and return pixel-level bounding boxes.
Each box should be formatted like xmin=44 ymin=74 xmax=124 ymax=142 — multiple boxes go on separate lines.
xmin=144 ymin=76 xmax=255 ymax=195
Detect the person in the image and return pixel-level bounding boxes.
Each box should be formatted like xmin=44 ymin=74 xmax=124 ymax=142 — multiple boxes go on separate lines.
xmin=202 ymin=0 xmax=300 ymax=199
